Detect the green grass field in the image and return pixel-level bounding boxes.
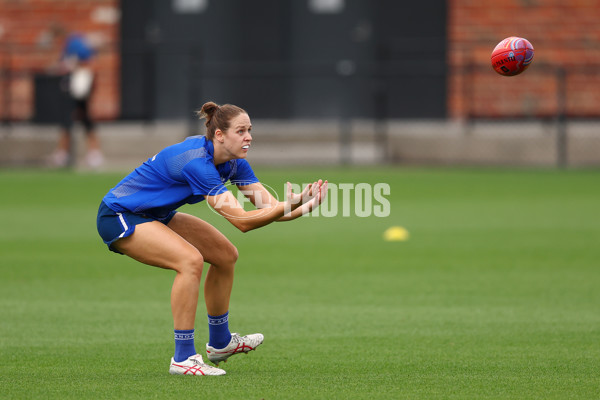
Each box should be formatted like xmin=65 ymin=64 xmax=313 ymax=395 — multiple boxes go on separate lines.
xmin=1 ymin=167 xmax=599 ymax=399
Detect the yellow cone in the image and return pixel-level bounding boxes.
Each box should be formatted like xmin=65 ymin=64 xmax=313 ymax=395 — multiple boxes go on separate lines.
xmin=383 ymin=226 xmax=410 ymax=242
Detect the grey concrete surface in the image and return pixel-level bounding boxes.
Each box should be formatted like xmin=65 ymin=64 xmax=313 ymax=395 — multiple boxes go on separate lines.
xmin=1 ymin=119 xmax=599 ymax=170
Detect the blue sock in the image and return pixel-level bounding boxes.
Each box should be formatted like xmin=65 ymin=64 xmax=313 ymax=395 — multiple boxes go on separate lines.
xmin=208 ymin=312 xmax=232 ymax=349
xmin=173 ymin=329 xmax=196 ymax=362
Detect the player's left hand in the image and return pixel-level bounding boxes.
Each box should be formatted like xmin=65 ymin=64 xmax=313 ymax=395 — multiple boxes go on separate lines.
xmin=286 ymin=179 xmax=321 ymax=209
xmin=302 ymin=180 xmax=328 ymax=214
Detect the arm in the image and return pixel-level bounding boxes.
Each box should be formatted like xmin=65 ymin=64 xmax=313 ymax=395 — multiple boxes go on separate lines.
xmin=237 ymin=180 xmax=328 ymax=222
xmin=205 ymin=181 xmax=321 ymax=232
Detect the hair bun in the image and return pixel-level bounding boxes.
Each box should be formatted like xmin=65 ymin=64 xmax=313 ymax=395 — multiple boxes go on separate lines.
xmin=197 ymin=101 xmax=219 ymax=126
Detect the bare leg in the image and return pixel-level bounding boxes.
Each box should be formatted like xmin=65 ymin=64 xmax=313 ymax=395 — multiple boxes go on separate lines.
xmin=49 ymin=128 xmax=71 ymax=167
xmin=170 ymin=267 xmax=201 ymax=329
xmin=166 ymin=213 xmax=264 ymax=365
xmin=204 ymin=264 xmax=234 ymax=316
xmin=167 ymin=213 xmax=238 ymax=316
xmin=112 ymin=221 xmax=205 ymax=330
xmin=85 ymin=130 xmax=104 ymax=168
xmin=87 ymin=130 xmax=101 ymax=151
xmin=58 ymin=128 xmax=71 ymax=153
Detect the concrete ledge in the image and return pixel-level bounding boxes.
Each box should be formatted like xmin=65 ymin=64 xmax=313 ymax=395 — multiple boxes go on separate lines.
xmin=1 ymin=120 xmax=599 ymax=170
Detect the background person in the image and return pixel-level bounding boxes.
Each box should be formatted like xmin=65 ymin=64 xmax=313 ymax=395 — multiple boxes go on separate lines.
xmin=49 ymin=29 xmax=103 ymax=168
xmin=96 ymin=101 xmax=328 ymax=376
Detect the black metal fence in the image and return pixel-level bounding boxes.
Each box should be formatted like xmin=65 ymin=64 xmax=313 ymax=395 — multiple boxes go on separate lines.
xmin=458 ymin=63 xmax=600 ymax=167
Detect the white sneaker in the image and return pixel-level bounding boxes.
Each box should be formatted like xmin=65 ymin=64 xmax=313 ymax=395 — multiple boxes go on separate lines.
xmin=48 ymin=150 xmax=69 ymax=168
xmin=169 ymin=354 xmax=226 ymax=376
xmin=86 ymin=150 xmax=104 ymax=169
xmin=206 ymin=332 xmax=264 ymax=365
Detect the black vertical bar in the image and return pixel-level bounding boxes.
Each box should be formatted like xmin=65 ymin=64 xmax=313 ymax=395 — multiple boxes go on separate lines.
xmin=339 ymin=117 xmax=352 ymax=165
xmin=63 ymin=88 xmax=76 ymax=168
xmin=464 ymin=60 xmax=475 ymax=135
xmin=1 ymin=44 xmax=11 ymax=128
xmin=143 ymin=48 xmax=155 ymax=122
xmin=373 ymin=30 xmax=390 ymax=162
xmin=143 ymin=0 xmax=158 ymax=123
xmin=556 ymin=67 xmax=567 ymax=168
xmin=373 ymin=78 xmax=389 ymax=163
xmin=339 ymin=66 xmax=353 ymax=165
xmin=187 ymin=45 xmax=202 ymax=137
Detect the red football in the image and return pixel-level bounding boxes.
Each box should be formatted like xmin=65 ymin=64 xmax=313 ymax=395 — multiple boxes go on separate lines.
xmin=491 ymin=37 xmax=534 ymax=76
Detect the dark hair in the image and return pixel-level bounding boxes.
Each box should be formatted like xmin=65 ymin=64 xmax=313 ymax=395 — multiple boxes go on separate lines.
xmin=197 ymin=102 xmax=247 ymax=141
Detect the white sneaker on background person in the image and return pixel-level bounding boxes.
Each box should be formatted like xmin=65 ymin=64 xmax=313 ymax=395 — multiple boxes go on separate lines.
xmin=86 ymin=149 xmax=104 ymax=169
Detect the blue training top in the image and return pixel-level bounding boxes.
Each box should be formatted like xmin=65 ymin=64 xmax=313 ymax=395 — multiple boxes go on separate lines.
xmin=102 ymin=135 xmax=259 ymax=219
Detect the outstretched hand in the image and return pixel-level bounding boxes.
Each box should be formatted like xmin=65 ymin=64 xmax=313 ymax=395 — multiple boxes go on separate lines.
xmin=302 ymin=180 xmax=328 ymax=214
xmin=286 ymin=180 xmax=319 ymax=207
xmin=285 ymin=179 xmax=328 ymax=214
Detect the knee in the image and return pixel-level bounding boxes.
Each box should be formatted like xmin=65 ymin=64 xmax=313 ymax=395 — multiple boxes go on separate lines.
xmin=180 ymin=251 xmax=204 ymax=279
xmin=230 ymin=244 xmax=239 ymax=264
xmin=213 ymin=242 xmax=238 ymax=269
xmin=224 ymin=243 xmax=239 ymax=266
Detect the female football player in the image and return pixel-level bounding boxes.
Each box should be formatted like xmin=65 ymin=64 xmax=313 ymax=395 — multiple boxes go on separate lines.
xmin=97 ymin=102 xmax=327 ymax=375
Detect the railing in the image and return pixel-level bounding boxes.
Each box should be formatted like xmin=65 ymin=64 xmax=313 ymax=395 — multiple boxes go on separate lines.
xmin=458 ymin=63 xmax=600 ymax=167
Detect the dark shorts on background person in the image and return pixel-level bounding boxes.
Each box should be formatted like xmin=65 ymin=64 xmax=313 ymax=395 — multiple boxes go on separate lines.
xmin=60 ymin=96 xmax=95 ymax=132
xmin=96 ymin=201 xmax=177 ymax=254
xmin=59 ymin=74 xmax=95 ymax=132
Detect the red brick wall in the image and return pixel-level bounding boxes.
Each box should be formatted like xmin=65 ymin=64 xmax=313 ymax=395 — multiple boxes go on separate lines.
xmin=0 ymin=0 xmax=119 ymax=121
xmin=3 ymin=2 xmax=599 ymax=122
xmin=448 ymin=0 xmax=600 ymax=119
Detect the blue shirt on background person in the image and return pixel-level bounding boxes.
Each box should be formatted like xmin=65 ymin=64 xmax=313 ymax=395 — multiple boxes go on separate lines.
xmin=62 ymin=33 xmax=94 ymax=62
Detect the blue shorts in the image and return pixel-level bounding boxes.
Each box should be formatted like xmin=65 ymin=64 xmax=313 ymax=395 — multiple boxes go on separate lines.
xmin=96 ymin=201 xmax=177 ymax=254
